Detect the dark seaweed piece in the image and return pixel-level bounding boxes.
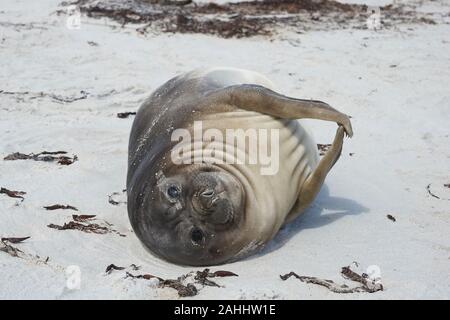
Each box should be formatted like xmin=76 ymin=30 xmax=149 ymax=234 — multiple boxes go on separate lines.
xmin=48 ymin=221 xmax=108 ymax=234
xmin=66 ymin=0 xmax=436 ymax=39
xmin=48 ymin=215 xmax=126 ymax=237
xmin=213 ymin=270 xmax=238 ymax=277
xmin=72 ymin=214 xmax=96 ymax=222
xmin=126 ymin=271 xmax=197 ymax=297
xmin=38 ymin=151 xmax=68 ymax=155
xmin=129 ymin=264 xmax=141 ymax=270
xmin=280 ymin=272 xmax=359 ymax=293
xmin=426 ymin=183 xmax=440 ymax=199
xmin=386 ymin=214 xmax=396 ymax=222
xmin=193 ymin=269 xmax=238 ymax=286
xmin=117 ymin=112 xmax=137 ymax=118
xmin=49 ymin=91 xmax=89 ymax=103
xmin=0 ymin=237 xmax=28 ymax=258
xmin=0 ymin=187 xmax=26 ymax=200
xmin=105 ymin=264 xmax=125 ymax=274
xmin=281 ymin=266 xmax=383 ymax=294
xmin=4 ymin=151 xmax=78 ymax=166
xmin=44 ymin=204 xmax=78 ymax=211
xmin=159 ymin=0 xmax=193 ymax=5
xmin=58 ymin=155 xmax=78 ymax=165
xmin=125 ymin=267 xmax=235 ymax=297
xmin=1 ymin=236 xmax=30 ymax=244
xmin=0 ymin=243 xmax=22 ymax=257
xmin=3 ymin=152 xmax=31 ymax=160
xmin=194 ymin=269 xmax=221 ymax=287
xmin=125 ymin=272 xmax=163 ymax=281
xmin=341 ymin=266 xmax=383 ymax=292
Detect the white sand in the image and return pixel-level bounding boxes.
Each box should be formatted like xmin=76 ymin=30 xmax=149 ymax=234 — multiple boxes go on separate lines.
xmin=0 ymin=0 xmax=449 ymax=299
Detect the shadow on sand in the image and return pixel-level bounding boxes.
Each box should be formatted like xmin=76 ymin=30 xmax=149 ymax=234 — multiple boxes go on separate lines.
xmin=249 ymin=184 xmax=369 ymax=259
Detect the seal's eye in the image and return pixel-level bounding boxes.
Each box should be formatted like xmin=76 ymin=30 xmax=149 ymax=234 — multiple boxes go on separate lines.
xmin=167 ymin=185 xmax=180 ymax=199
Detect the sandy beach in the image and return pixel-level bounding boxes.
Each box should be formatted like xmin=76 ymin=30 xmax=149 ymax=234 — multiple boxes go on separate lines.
xmin=1 ymin=0 xmax=449 ymax=299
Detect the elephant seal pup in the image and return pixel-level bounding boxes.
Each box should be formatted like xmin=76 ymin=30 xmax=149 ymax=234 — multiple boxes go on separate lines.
xmin=127 ymin=67 xmax=353 ymax=266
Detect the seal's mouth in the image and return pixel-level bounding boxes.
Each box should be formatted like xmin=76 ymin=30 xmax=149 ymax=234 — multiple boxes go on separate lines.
xmin=190 ymin=227 xmax=205 ymax=246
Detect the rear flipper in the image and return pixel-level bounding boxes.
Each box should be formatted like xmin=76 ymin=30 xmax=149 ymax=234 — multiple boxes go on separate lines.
xmin=285 ymin=126 xmax=345 ymax=224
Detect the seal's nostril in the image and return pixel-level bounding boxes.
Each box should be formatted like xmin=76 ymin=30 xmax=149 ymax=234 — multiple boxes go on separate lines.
xmin=191 ymin=227 xmax=204 ymax=245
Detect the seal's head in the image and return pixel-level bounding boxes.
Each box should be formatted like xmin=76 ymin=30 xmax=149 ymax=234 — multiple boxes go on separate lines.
xmin=131 ymin=164 xmax=246 ymax=266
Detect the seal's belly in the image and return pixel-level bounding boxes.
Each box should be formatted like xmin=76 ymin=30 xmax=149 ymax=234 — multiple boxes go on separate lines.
xmin=196 ymin=110 xmax=319 ymax=242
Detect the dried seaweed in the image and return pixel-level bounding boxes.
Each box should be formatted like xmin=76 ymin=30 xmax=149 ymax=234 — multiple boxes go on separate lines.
xmin=387 ymin=214 xmax=396 ymax=222
xmin=163 ymin=13 xmax=271 ymax=39
xmin=426 ymin=183 xmax=440 ymax=199
xmin=341 ymin=266 xmax=383 ymax=292
xmin=0 ymin=243 xmax=22 ymax=257
xmin=194 ymin=269 xmax=221 ymax=287
xmin=0 ymin=90 xmax=89 ymax=103
xmin=194 ymin=268 xmax=239 ymax=287
xmin=48 ymin=215 xmax=126 ymax=237
xmin=44 ymin=204 xmax=78 ymax=211
xmin=157 ymin=0 xmax=192 ymax=5
xmin=212 ymin=270 xmax=238 ymax=277
xmin=0 ymin=187 xmax=26 ymax=201
xmin=124 ymin=268 xmax=237 ymax=297
xmin=129 ymin=264 xmax=140 ymax=271
xmin=4 ymin=151 xmax=78 ymax=166
xmin=58 ymin=156 xmax=78 ymax=165
xmin=103 ymin=221 xmax=127 ymax=237
xmin=1 ymin=237 xmax=30 ymax=244
xmin=72 ymin=214 xmax=96 ymax=222
xmin=117 ymin=112 xmax=136 ymax=118
xmin=63 ymin=0 xmax=438 ymax=38
xmin=126 ymin=272 xmax=163 ymax=281
xmin=280 ymin=266 xmax=383 ymax=294
xmin=0 ymin=237 xmax=53 ymax=266
xmin=105 ymin=264 xmax=125 ymax=274
xmin=0 ymin=237 xmax=29 ymax=258
xmin=33 ymin=151 xmax=68 ymax=155
xmin=426 ymin=183 xmax=450 ymax=201
xmin=48 ymin=221 xmax=109 ymax=234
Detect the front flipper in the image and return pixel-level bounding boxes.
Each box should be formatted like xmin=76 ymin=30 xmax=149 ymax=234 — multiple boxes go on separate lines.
xmin=203 ymin=84 xmax=353 ymax=137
